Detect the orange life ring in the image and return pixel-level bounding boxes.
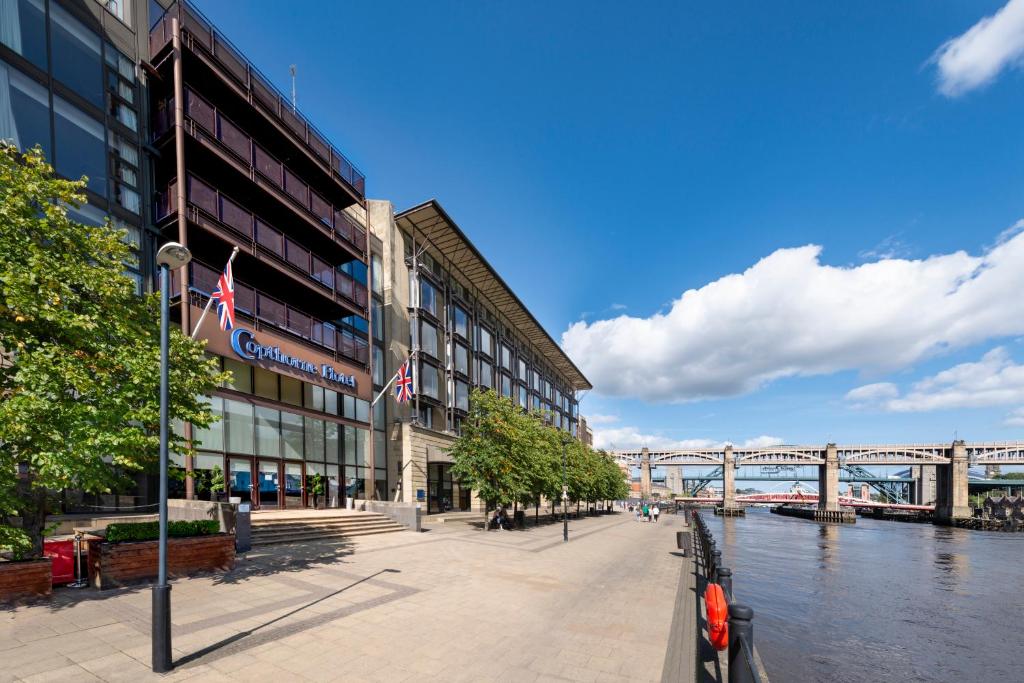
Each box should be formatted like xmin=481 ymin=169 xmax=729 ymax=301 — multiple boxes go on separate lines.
xmin=705 ymin=583 xmax=729 ymax=651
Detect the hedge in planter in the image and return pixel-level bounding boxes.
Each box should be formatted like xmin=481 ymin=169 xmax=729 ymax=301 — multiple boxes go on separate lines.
xmin=105 ymin=520 xmax=219 ymax=543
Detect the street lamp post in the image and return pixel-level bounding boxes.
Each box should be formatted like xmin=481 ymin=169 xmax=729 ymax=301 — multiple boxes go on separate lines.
xmin=153 ymin=242 xmax=192 ymax=674
xmin=562 ymin=437 xmax=569 ymax=543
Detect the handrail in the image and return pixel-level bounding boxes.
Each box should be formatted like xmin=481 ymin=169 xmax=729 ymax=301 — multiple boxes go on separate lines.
xmin=149 ymin=0 xmax=366 ymax=198
xmin=688 ymin=510 xmax=769 ymax=683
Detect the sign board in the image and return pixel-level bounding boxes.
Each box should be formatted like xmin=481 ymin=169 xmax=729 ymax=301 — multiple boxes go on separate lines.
xmin=231 ymin=328 xmax=356 ymax=389
xmin=416 ymin=489 xmax=425 ymax=502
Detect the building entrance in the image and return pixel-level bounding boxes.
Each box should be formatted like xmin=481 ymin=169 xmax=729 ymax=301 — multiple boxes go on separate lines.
xmin=284 ymin=461 xmax=305 ymax=508
xmin=427 ymin=463 xmax=470 ymax=514
xmin=257 ymin=460 xmax=280 ymax=508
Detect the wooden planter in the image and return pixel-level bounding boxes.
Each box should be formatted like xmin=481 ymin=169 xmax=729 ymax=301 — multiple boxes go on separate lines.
xmin=87 ymin=533 xmax=235 ymax=590
xmin=0 ymin=558 xmax=52 ymax=603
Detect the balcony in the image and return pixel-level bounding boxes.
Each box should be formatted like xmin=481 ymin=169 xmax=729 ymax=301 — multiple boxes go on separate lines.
xmin=154 ymin=88 xmax=367 ymax=256
xmin=156 ymin=174 xmax=368 ymax=313
xmin=174 ymin=260 xmax=369 ymax=366
xmin=149 ymin=0 xmax=365 ymax=199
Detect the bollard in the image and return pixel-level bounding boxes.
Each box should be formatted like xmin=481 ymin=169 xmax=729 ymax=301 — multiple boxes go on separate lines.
xmin=727 ymin=603 xmax=755 ymax=683
xmin=717 ymin=567 xmax=733 ymax=599
xmin=676 ymin=530 xmax=688 ymax=553
xmin=712 ymin=549 xmax=722 ymax=581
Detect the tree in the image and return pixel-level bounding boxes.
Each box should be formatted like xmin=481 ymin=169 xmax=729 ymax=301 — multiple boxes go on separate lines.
xmin=0 ymin=144 xmax=225 ymax=558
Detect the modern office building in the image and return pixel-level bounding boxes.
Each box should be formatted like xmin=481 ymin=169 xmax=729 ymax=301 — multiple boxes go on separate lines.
xmin=367 ymin=199 xmax=592 ymax=513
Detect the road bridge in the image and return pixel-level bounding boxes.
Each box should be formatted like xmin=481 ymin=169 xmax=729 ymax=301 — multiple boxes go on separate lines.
xmin=611 ymin=441 xmax=1024 ymax=523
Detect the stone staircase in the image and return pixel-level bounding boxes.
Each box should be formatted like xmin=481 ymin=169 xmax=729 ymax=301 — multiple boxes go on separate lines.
xmin=250 ymin=511 xmax=407 ymax=546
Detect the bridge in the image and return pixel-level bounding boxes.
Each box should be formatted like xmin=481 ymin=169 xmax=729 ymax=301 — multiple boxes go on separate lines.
xmin=679 ymin=490 xmax=935 ymax=512
xmin=611 ymin=441 xmax=1024 ymax=523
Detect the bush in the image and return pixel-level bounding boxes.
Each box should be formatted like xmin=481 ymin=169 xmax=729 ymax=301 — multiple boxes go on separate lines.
xmin=105 ymin=520 xmax=220 ymax=543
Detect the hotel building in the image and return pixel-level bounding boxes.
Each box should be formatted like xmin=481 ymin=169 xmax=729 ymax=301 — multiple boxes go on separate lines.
xmin=368 ymin=200 xmax=592 ymax=513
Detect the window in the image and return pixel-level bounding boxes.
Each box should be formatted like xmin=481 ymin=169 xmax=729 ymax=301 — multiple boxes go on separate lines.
xmin=280 ymin=376 xmax=302 ymax=406
xmin=518 ymin=359 xmax=527 ymax=380
xmin=373 ymin=397 xmax=385 ymax=430
xmin=420 ymin=363 xmax=439 ymax=399
xmin=253 ymin=367 xmax=278 ymax=400
xmin=454 ymin=344 xmax=469 ymax=375
xmin=304 ymin=417 xmax=325 ymax=461
xmin=518 ymin=386 xmax=528 ymax=409
xmin=417 ymin=405 xmax=433 ymax=429
xmin=304 ymin=383 xmax=325 ymax=411
xmin=343 ymin=394 xmax=356 ymax=420
xmin=325 ymin=389 xmax=338 ymax=415
xmin=0 ymin=63 xmax=51 ymax=159
xmin=343 ymin=425 xmax=356 ymax=466
xmin=193 ymin=396 xmax=223 ymax=451
xmin=373 ymin=345 xmax=384 ymax=386
xmin=99 ymin=0 xmax=131 ymax=26
xmin=479 ymin=325 xmax=492 ymax=357
xmin=255 ymin=407 xmax=280 ymax=457
xmin=479 ymin=360 xmax=492 ymax=389
xmin=109 ymin=130 xmax=140 ymax=213
xmin=1 ymin=0 xmax=47 ymax=70
xmin=419 ymin=279 xmax=438 ymax=317
xmin=501 ymin=374 xmax=512 ymax=398
xmin=374 ymin=431 xmax=386 ymax=468
xmin=223 ymin=358 xmax=252 ymax=393
xmin=371 ymin=254 xmax=382 ymax=295
xmin=371 ymin=300 xmax=383 ymax=340
xmin=355 ymin=398 xmax=369 ymax=423
xmin=50 ymin=4 xmax=103 ymax=108
xmin=455 ymin=380 xmax=469 ymax=412
xmin=500 ymin=344 xmax=512 ymax=371
xmin=224 ymin=399 xmax=254 ymax=454
xmin=54 ymin=95 xmax=106 ymax=196
xmin=281 ymin=411 xmax=303 ymax=459
xmin=420 ymin=320 xmax=438 ymax=358
xmin=454 ymin=306 xmax=468 ymax=339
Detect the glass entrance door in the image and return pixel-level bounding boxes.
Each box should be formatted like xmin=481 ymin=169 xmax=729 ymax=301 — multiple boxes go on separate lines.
xmin=428 ymin=463 xmax=454 ymax=514
xmin=229 ymin=457 xmax=253 ymax=506
xmin=258 ymin=460 xmax=281 ymax=509
xmin=284 ymin=461 xmax=304 ymax=508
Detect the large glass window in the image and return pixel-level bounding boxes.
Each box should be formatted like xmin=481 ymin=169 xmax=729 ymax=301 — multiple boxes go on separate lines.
xmin=500 ymin=344 xmax=512 ymax=371
xmin=455 ymin=380 xmax=469 ymax=412
xmin=255 ymin=406 xmax=280 ymax=457
xmin=355 ymin=398 xmax=369 ymax=423
xmin=304 ymin=383 xmax=325 ymax=411
xmin=325 ymin=389 xmax=338 ymax=415
xmin=421 ymin=320 xmax=438 ymax=358
xmin=518 ymin=358 xmax=527 ymax=380
xmin=223 ymin=358 xmax=252 ymax=393
xmin=453 ymin=306 xmax=468 ymax=339
xmin=479 ymin=325 xmax=492 ymax=357
xmin=281 ymin=411 xmax=303 ymax=459
xmin=193 ymin=396 xmax=224 ymax=451
xmin=371 ymin=299 xmax=383 ymax=340
xmin=325 ymin=421 xmax=340 ymax=463
xmin=53 ymin=95 xmax=106 ymax=196
xmin=371 ymin=254 xmax=382 ymax=295
xmin=373 ymin=345 xmax=384 ymax=386
xmin=420 ymin=279 xmax=437 ymax=317
xmin=454 ymin=343 xmax=469 ymax=376
xmin=343 ymin=425 xmax=356 ymax=466
xmin=518 ymin=385 xmax=528 ymax=409
xmin=0 ymin=62 xmax=51 ymax=159
xmin=253 ymin=367 xmax=278 ymax=400
xmin=479 ymin=360 xmax=492 ymax=389
xmin=420 ymin=363 xmax=439 ymax=399
xmin=304 ymin=417 xmax=325 ymax=461
xmin=224 ymin=399 xmax=254 ymax=454
xmin=0 ymin=0 xmax=47 ymax=70
xmin=281 ymin=376 xmax=302 ymax=406
xmin=109 ymin=130 xmax=140 ymax=213
xmin=501 ymin=374 xmax=512 ymax=398
xmin=50 ymin=4 xmax=103 ymax=108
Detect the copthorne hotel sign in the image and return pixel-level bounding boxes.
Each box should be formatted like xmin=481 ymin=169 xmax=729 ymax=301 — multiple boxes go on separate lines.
xmin=230 ymin=327 xmax=357 ymax=389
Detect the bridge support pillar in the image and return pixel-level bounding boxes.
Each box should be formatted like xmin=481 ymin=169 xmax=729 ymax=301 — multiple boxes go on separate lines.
xmin=936 ymin=441 xmax=971 ymax=523
xmin=718 ymin=445 xmax=744 ymax=516
xmin=640 ymin=447 xmax=651 ymax=501
xmin=817 ymin=443 xmax=840 ymax=512
xmin=910 ymin=465 xmax=937 ymax=506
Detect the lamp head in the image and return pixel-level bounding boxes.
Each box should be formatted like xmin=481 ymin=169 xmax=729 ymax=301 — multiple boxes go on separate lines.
xmin=156 ymin=242 xmax=192 ymax=269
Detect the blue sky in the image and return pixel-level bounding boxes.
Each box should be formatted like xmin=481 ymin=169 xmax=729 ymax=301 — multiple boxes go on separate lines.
xmin=195 ymin=0 xmax=1024 ymax=450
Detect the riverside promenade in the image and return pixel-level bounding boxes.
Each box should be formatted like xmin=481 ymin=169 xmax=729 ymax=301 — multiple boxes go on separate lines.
xmin=1 ymin=512 xmax=698 ymax=682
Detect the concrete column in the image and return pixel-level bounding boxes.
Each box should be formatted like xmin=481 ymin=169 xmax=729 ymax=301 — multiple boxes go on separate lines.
xmin=723 ymin=445 xmax=737 ymax=509
xmin=860 ymin=483 xmax=870 ymax=501
xmin=911 ymin=464 xmax=937 ymax=506
xmin=936 ymin=441 xmax=971 ymax=522
xmin=818 ymin=444 xmax=840 ymax=511
xmin=640 ymin=448 xmax=651 ymax=500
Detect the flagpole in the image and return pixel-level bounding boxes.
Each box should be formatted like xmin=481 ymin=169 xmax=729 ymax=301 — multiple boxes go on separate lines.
xmin=190 ymin=247 xmax=240 ymax=340
xmin=371 ymin=350 xmax=417 ymax=407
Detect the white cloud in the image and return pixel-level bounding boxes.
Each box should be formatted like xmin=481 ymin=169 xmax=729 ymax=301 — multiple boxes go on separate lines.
xmin=591 ymin=426 xmax=784 ymax=451
xmin=847 ymin=347 xmax=1024 ymax=412
xmin=1004 ymin=407 xmax=1024 ymax=426
xmin=562 ymin=227 xmax=1024 ymax=403
xmin=583 ymin=413 xmax=619 ymax=426
xmin=932 ymin=0 xmax=1024 ymax=96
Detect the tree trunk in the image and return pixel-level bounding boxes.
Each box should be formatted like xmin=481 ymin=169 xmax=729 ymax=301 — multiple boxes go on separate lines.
xmin=576 ymin=501 xmax=580 ymax=518
xmin=535 ymin=501 xmax=539 ymax=526
xmin=16 ymin=475 xmax=48 ymax=559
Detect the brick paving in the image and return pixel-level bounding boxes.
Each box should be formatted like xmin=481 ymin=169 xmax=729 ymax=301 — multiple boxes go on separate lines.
xmin=0 ymin=511 xmax=697 ymax=682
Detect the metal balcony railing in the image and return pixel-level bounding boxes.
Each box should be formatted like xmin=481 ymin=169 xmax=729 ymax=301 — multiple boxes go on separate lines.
xmin=170 ymin=260 xmax=368 ymax=366
xmin=156 ymin=174 xmax=368 ymax=311
xmin=149 ymin=0 xmax=366 ymax=199
xmin=154 ymin=87 xmax=367 ymax=256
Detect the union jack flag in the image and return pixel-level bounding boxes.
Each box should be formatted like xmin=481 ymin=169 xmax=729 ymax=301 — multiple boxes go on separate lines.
xmin=211 ymin=260 xmax=235 ymax=331
xmin=393 ymin=359 xmax=414 ymax=404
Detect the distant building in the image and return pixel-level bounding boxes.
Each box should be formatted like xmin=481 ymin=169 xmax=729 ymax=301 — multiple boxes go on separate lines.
xmin=984 ymin=495 xmax=1023 ymax=522
xmin=579 ymin=417 xmax=594 ymax=446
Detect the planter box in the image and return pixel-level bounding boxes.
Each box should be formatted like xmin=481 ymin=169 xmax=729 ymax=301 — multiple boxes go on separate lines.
xmin=87 ymin=533 xmax=235 ymax=590
xmin=0 ymin=558 xmax=52 ymax=603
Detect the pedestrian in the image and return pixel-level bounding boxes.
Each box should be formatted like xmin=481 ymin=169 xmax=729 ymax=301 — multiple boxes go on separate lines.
xmin=642 ymin=502 xmax=649 ymax=522
xmin=634 ymin=505 xmax=641 ymax=522
xmin=652 ymin=503 xmax=660 ymax=523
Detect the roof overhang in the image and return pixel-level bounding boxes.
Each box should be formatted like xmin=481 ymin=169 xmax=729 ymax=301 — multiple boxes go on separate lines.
xmin=395 ymin=200 xmax=592 ymax=391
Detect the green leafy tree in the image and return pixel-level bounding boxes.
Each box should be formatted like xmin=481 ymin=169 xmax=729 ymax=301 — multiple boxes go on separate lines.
xmin=0 ymin=144 xmax=225 ymax=558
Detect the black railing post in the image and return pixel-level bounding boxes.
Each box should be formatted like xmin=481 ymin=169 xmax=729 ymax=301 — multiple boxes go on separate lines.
xmin=712 ymin=549 xmax=722 ymax=582
xmin=728 ymin=603 xmax=756 ymax=683
xmin=717 ymin=566 xmax=733 ymax=599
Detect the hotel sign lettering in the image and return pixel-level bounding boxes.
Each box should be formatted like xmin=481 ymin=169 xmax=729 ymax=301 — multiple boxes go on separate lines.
xmin=230 ymin=327 xmax=357 ymax=389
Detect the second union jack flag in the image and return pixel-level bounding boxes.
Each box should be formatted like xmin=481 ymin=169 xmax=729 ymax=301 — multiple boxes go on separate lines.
xmin=393 ymin=359 xmax=414 ymax=404
xmin=211 ymin=260 xmax=235 ymax=331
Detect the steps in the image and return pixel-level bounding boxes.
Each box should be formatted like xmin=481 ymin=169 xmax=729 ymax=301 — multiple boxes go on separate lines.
xmin=250 ymin=512 xmax=407 ymax=546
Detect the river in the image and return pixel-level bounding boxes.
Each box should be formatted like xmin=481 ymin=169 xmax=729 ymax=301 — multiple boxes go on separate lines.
xmin=700 ymin=508 xmax=1024 ymax=682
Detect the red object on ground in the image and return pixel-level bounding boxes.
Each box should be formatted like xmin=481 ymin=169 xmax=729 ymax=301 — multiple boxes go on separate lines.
xmin=705 ymin=583 xmax=729 ymax=651
xmin=44 ymin=539 xmax=76 ymax=585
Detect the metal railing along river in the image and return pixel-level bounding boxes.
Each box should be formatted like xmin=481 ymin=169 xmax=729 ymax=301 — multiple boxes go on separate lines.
xmin=686 ymin=509 xmax=769 ymax=683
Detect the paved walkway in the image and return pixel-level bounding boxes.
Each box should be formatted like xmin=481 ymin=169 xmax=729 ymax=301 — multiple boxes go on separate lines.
xmin=1 ymin=512 xmax=697 ymax=682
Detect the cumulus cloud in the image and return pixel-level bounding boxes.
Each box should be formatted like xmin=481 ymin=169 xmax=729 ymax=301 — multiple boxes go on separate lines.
xmin=1004 ymin=407 xmax=1024 ymax=427
xmin=591 ymin=426 xmax=784 ymax=451
xmin=583 ymin=413 xmax=619 ymax=426
xmin=846 ymin=347 xmax=1024 ymax=412
xmin=932 ymin=0 xmax=1024 ymax=96
xmin=562 ymin=228 xmax=1024 ymax=403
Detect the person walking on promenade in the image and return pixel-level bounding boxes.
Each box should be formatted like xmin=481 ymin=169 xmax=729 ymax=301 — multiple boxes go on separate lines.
xmin=652 ymin=503 xmax=660 ymax=523
xmin=642 ymin=502 xmax=650 ymax=522
xmin=634 ymin=505 xmax=641 ymax=522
